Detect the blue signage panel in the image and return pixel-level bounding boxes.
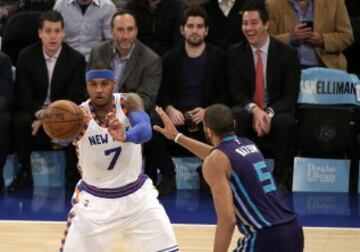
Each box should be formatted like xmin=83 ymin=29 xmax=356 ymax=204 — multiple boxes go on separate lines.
xmin=173 ymin=157 xmax=201 ymax=190
xmin=298 ymin=67 xmax=360 ymax=105
xmin=4 ymin=151 xmax=65 ymax=187
xmin=292 ymin=157 xmax=350 ymax=192
xmin=292 ymin=192 xmax=350 ymax=215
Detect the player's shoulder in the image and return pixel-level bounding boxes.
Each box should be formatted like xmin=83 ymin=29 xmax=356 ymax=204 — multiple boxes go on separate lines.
xmin=203 ymin=149 xmax=231 ymax=183
xmin=204 ymin=149 xmax=230 ymax=172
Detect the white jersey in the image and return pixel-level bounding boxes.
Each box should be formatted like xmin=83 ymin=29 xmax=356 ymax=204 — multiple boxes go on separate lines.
xmin=75 ymin=93 xmax=142 ymax=188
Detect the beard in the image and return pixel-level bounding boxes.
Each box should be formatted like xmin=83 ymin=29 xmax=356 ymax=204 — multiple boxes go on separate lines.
xmin=186 ymin=35 xmax=204 ymax=47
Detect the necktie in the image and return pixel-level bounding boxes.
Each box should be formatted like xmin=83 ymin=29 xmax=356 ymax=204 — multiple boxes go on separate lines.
xmin=254 ymin=49 xmax=265 ymax=109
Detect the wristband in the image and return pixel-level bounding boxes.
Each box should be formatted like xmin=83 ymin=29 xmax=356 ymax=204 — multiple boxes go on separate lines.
xmin=174 ymin=133 xmax=183 ymax=143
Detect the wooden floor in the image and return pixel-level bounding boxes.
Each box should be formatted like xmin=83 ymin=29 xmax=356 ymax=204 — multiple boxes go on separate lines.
xmin=0 ymin=221 xmax=359 ymax=252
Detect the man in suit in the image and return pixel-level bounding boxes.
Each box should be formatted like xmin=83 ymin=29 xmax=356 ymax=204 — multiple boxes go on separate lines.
xmin=87 ymin=10 xmax=162 ymax=113
xmin=0 ymin=51 xmax=13 ymax=192
xmin=267 ymin=0 xmax=353 ymax=70
xmin=145 ymin=6 xmax=228 ymax=193
xmin=10 ymin=10 xmax=86 ymax=191
xmin=228 ymin=3 xmax=301 ymax=191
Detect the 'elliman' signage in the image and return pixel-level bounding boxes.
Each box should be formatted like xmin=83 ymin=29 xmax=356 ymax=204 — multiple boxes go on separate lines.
xmin=298 ymin=67 xmax=360 ymax=105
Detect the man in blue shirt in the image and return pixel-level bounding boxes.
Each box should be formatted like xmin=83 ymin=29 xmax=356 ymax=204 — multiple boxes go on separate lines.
xmin=54 ymin=0 xmax=116 ymax=61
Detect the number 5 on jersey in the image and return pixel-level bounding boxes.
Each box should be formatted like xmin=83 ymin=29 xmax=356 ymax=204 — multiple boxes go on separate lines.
xmin=253 ymin=161 xmax=276 ymax=193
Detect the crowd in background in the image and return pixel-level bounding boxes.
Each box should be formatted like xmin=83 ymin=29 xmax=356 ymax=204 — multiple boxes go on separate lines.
xmin=0 ymin=0 xmax=359 ymax=195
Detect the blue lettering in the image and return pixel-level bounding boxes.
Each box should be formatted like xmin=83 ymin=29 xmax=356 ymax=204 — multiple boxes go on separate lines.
xmin=88 ymin=134 xmax=109 ymax=145
xmin=100 ymin=134 xmax=108 ymax=144
xmin=88 ymin=136 xmax=97 ymax=146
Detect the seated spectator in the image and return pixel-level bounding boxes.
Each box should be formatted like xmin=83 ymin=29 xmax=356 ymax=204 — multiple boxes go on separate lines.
xmin=0 ymin=0 xmax=54 ymax=35
xmin=202 ymin=0 xmax=246 ymax=49
xmin=228 ymin=3 xmax=301 ymax=191
xmin=183 ymin=0 xmax=208 ymax=8
xmin=145 ymin=6 xmax=227 ymax=193
xmin=88 ymin=10 xmax=162 ymax=113
xmin=10 ymin=10 xmax=86 ymax=192
xmin=345 ymin=0 xmax=360 ymax=76
xmin=0 ymin=51 xmax=13 ymax=192
xmin=267 ymin=0 xmax=354 ymax=70
xmin=126 ymin=0 xmax=184 ymax=56
xmin=112 ymin=0 xmax=127 ymax=10
xmin=54 ymin=0 xmax=116 ymax=61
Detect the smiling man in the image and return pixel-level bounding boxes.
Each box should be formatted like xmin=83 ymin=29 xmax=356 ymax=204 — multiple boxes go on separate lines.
xmin=227 ymin=2 xmax=301 ymax=192
xmin=11 ymin=10 xmax=87 ymax=192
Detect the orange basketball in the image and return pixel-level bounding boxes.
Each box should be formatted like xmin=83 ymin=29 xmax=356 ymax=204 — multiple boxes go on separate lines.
xmin=42 ymin=100 xmax=85 ymax=141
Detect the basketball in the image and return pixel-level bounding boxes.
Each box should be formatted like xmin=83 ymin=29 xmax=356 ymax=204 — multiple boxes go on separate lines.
xmin=42 ymin=100 xmax=85 ymax=141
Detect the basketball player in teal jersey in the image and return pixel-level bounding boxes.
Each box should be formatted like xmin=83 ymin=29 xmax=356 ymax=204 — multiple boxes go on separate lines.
xmin=154 ymin=104 xmax=304 ymax=252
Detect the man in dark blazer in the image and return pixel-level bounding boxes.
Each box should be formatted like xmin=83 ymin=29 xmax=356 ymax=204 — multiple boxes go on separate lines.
xmin=10 ymin=10 xmax=86 ymax=191
xmin=145 ymin=6 xmax=228 ymax=193
xmin=87 ymin=9 xmax=161 ymax=113
xmin=228 ymin=3 xmax=300 ymax=191
xmin=0 ymin=51 xmax=13 ymax=192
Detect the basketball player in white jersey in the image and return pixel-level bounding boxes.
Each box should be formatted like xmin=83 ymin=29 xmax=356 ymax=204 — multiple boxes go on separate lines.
xmin=59 ymin=68 xmax=178 ymax=252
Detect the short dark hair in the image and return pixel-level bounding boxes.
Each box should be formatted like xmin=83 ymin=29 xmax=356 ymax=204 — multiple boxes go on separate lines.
xmin=242 ymin=2 xmax=269 ymax=24
xmin=181 ymin=6 xmax=209 ymax=27
xmin=39 ymin=10 xmax=64 ymax=29
xmin=88 ymin=62 xmax=109 ymax=71
xmin=111 ymin=9 xmax=137 ymax=28
xmin=204 ymin=104 xmax=235 ymax=138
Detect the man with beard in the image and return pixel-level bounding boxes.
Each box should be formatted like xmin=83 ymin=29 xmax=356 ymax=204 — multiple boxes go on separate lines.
xmin=87 ymin=10 xmax=161 ymax=113
xmin=144 ymin=6 xmax=228 ymax=194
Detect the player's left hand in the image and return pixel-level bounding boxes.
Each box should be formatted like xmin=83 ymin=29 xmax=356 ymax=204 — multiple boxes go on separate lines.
xmin=107 ymin=112 xmax=126 ymax=142
xmin=153 ymin=106 xmax=179 ymax=141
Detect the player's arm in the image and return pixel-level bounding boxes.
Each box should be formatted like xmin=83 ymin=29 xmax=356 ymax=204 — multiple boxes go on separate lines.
xmin=154 ymin=106 xmax=212 ymax=160
xmin=203 ymin=150 xmax=236 ymax=252
xmin=108 ymin=93 xmax=152 ymax=144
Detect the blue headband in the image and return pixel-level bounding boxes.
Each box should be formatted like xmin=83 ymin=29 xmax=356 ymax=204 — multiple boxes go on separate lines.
xmin=86 ymin=70 xmax=115 ymax=81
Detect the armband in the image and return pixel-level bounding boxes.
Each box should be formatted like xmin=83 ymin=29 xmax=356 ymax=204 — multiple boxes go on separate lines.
xmin=124 ymin=111 xmax=152 ymax=144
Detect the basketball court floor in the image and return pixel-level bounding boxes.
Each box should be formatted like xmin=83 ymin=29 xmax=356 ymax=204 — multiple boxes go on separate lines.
xmin=0 ymin=187 xmax=359 ymax=251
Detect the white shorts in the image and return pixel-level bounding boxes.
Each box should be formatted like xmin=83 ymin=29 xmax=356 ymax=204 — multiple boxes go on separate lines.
xmin=60 ymin=179 xmax=178 ymax=252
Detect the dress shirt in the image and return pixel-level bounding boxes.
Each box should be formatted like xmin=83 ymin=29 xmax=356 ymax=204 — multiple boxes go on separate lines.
xmin=43 ymin=47 xmax=62 ymax=106
xmin=218 ymin=0 xmax=235 ymax=17
xmin=54 ymin=0 xmax=116 ymax=61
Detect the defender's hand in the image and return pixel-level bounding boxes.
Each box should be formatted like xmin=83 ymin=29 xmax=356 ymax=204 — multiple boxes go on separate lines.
xmin=153 ymin=106 xmax=179 ymax=141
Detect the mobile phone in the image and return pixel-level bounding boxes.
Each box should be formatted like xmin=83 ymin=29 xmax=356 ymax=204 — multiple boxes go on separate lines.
xmin=303 ymin=20 xmax=313 ymax=30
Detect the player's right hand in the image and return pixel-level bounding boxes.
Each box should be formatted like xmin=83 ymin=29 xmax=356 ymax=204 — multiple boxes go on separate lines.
xmin=107 ymin=112 xmax=126 ymax=142
xmin=31 ymin=120 xmax=42 ymax=136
